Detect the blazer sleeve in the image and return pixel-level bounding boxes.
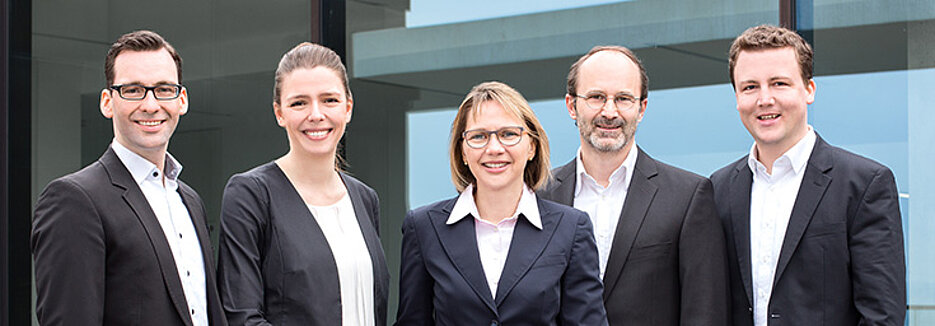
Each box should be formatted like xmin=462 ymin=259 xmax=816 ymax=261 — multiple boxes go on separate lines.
xmin=678 ymin=178 xmax=730 ymax=325
xmin=31 ymin=179 xmax=107 ymax=325
xmin=850 ymin=168 xmax=906 ymax=325
xmin=217 ymin=174 xmax=274 ymax=326
xmin=559 ymin=210 xmax=608 ymax=326
xmin=394 ymin=211 xmax=436 ymax=326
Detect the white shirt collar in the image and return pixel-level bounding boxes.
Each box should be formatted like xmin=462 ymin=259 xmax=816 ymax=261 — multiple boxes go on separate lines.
xmin=111 ymin=139 xmax=183 ymax=185
xmin=447 ymin=184 xmax=542 ymax=229
xmin=747 ymin=126 xmax=816 ymax=177
xmin=574 ymin=140 xmax=639 ymax=196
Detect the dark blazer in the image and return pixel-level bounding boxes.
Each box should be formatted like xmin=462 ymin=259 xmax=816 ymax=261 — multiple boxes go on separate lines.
xmin=538 ymin=147 xmax=729 ymax=326
xmin=217 ymin=162 xmax=389 ymax=326
xmin=31 ymin=147 xmax=227 ymax=326
xmin=395 ymin=195 xmax=607 ymax=326
xmin=710 ymin=135 xmax=906 ymax=325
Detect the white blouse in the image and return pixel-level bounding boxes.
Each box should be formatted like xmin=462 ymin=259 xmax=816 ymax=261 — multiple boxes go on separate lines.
xmin=307 ymin=194 xmax=375 ymax=326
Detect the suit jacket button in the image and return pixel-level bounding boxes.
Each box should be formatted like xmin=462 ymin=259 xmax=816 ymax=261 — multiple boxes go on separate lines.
xmin=748 ymin=307 xmax=753 ymax=312
xmin=490 ymin=321 xmax=499 ymax=326
xmin=770 ymin=313 xmax=780 ymax=318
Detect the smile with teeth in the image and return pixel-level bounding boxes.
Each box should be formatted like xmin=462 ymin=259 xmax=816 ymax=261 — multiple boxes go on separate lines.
xmin=304 ymin=129 xmax=330 ymax=137
xmin=482 ymin=162 xmax=509 ymax=168
xmin=758 ymin=114 xmax=780 ymax=120
xmin=137 ymin=120 xmax=163 ymax=126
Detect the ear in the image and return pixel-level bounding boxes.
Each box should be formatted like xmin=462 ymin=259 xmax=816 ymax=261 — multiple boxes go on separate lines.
xmin=636 ymin=98 xmax=648 ymax=122
xmin=805 ymin=79 xmax=816 ymax=105
xmin=178 ymin=87 xmax=189 ymax=115
xmin=565 ymin=94 xmax=577 ymax=120
xmin=100 ymin=89 xmax=114 ymax=119
xmin=527 ymin=139 xmax=536 ymax=161
xmin=345 ymin=97 xmax=354 ymax=123
xmin=273 ymin=102 xmax=286 ymax=127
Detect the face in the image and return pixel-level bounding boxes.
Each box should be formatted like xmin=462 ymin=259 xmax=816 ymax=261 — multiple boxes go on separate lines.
xmin=733 ymin=47 xmax=815 ymax=154
xmin=566 ymin=51 xmax=645 ymax=153
xmin=100 ymin=49 xmax=188 ymax=159
xmin=274 ymin=66 xmax=353 ymax=158
xmin=461 ymin=101 xmax=536 ymax=194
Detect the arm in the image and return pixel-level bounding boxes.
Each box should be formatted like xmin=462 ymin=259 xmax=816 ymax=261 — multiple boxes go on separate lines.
xmin=394 ymin=212 xmax=435 ymax=326
xmin=31 ymin=179 xmax=106 ymax=325
xmin=216 ymin=175 xmax=274 ymax=326
xmin=678 ymin=178 xmax=730 ymax=326
xmin=559 ymin=211 xmax=608 ymax=326
xmin=851 ymin=168 xmax=906 ymax=326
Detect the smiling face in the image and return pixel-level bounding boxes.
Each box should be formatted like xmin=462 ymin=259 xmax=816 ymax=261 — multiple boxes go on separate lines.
xmin=566 ymin=50 xmax=645 ymax=154
xmin=461 ymin=101 xmax=536 ymax=195
xmin=100 ymin=49 xmax=188 ymax=163
xmin=274 ymin=66 xmax=353 ymax=159
xmin=733 ymin=47 xmax=815 ymax=156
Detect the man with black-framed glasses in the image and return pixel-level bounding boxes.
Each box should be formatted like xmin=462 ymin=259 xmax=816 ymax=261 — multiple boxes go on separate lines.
xmin=538 ymin=45 xmax=728 ymax=325
xmin=31 ymin=30 xmax=227 ymax=326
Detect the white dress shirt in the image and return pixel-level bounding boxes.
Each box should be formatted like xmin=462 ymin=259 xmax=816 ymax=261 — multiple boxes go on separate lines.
xmin=573 ymin=142 xmax=638 ymax=278
xmin=307 ymin=194 xmax=375 ymax=326
xmin=111 ymin=141 xmax=207 ymax=326
xmin=447 ymin=184 xmax=542 ymax=298
xmin=748 ymin=127 xmax=816 ymax=326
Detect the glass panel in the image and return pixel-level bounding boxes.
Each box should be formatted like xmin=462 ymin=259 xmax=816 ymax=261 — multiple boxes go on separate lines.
xmin=801 ymin=0 xmax=935 ymax=324
xmin=31 ymin=1 xmax=311 ymax=324
xmin=346 ymin=0 xmax=779 ymax=317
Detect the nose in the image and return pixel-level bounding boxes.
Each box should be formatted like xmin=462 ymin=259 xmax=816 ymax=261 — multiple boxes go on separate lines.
xmin=484 ymin=134 xmax=507 ymax=153
xmin=756 ymin=89 xmax=775 ymax=106
xmin=138 ymin=90 xmax=161 ymax=113
xmin=599 ymin=100 xmax=620 ymax=118
xmin=306 ymin=102 xmax=325 ymax=121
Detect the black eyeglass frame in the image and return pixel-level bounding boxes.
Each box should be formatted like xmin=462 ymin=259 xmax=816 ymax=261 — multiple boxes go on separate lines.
xmin=108 ymin=83 xmax=183 ymax=101
xmin=462 ymin=126 xmax=527 ymax=149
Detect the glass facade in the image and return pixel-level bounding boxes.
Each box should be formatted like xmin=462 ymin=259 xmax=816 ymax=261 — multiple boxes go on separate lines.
xmin=2 ymin=0 xmax=931 ymax=324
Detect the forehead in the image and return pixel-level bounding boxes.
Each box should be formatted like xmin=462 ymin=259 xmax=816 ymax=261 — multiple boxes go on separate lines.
xmin=577 ymin=51 xmax=641 ymax=91
xmin=466 ymin=100 xmax=525 ymax=128
xmin=733 ymin=47 xmax=799 ymax=78
xmin=280 ymin=66 xmax=344 ymax=95
xmin=112 ymin=49 xmax=178 ymax=84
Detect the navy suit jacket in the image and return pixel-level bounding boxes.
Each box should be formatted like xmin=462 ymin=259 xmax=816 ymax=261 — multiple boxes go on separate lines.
xmin=32 ymin=148 xmax=227 ymax=326
xmin=710 ymin=135 xmax=906 ymax=325
xmin=538 ymin=147 xmax=729 ymax=326
xmin=395 ymin=195 xmax=607 ymax=326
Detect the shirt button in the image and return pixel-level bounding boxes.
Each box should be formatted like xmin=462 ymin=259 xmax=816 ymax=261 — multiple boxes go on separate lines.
xmin=152 ymin=171 xmax=158 ymax=177
xmin=186 ymin=270 xmax=190 ymax=276
xmin=191 ymin=309 xmax=195 ymax=315
xmin=178 ymin=233 xmax=183 ymax=239
xmin=770 ymin=313 xmax=780 ymax=318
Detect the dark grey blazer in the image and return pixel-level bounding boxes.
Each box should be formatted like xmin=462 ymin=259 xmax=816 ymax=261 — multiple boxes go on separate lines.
xmin=538 ymin=147 xmax=729 ymax=326
xmin=217 ymin=162 xmax=389 ymax=326
xmin=31 ymin=147 xmax=227 ymax=326
xmin=710 ymin=135 xmax=906 ymax=325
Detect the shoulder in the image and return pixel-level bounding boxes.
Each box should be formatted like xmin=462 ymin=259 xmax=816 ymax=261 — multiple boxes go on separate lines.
xmin=645 ymin=155 xmax=708 ymax=185
xmin=225 ymin=162 xmax=281 ymax=189
xmin=405 ymin=197 xmax=457 ymax=226
xmin=340 ymin=172 xmax=378 ymax=199
xmin=710 ymin=155 xmax=748 ymax=184
xmin=538 ymin=197 xmax=591 ymax=226
xmin=823 ymin=142 xmax=891 ymax=178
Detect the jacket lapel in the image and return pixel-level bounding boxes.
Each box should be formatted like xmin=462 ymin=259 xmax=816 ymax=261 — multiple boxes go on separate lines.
xmin=429 ymin=203 xmax=498 ymax=315
xmin=494 ymin=199 xmax=560 ymax=305
xmin=100 ymin=149 xmax=193 ymax=326
xmin=729 ymin=157 xmax=754 ymax=306
xmin=772 ymin=136 xmax=832 ymax=287
xmin=602 ymin=148 xmax=657 ymax=300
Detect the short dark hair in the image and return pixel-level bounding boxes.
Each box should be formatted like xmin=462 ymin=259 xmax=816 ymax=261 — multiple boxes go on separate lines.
xmin=728 ymin=24 xmax=813 ymax=88
xmin=567 ymin=45 xmax=648 ymax=100
xmin=104 ymin=30 xmax=182 ymax=86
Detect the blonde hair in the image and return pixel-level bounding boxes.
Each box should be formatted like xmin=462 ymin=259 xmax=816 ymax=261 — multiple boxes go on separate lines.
xmin=449 ymin=81 xmax=551 ymax=192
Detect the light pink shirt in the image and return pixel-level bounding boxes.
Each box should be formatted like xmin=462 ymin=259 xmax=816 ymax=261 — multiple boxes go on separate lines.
xmin=447 ymin=184 xmax=542 ymax=298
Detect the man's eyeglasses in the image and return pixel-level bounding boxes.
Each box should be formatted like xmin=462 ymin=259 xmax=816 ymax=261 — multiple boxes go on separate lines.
xmin=462 ymin=126 xmax=526 ymax=149
xmin=109 ymin=84 xmax=183 ymax=101
xmin=575 ymin=92 xmax=641 ymax=111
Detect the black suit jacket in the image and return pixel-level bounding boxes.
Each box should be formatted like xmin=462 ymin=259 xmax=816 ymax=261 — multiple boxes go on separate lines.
xmin=31 ymin=148 xmax=227 ymax=326
xmin=217 ymin=162 xmax=389 ymax=326
xmin=538 ymin=147 xmax=729 ymax=326
xmin=395 ymin=196 xmax=607 ymax=325
xmin=710 ymin=135 xmax=906 ymax=325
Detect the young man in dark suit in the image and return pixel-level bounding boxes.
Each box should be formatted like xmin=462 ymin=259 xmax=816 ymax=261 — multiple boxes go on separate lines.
xmin=538 ymin=45 xmax=728 ymax=325
xmin=31 ymin=30 xmax=227 ymax=326
xmin=710 ymin=24 xmax=906 ymax=325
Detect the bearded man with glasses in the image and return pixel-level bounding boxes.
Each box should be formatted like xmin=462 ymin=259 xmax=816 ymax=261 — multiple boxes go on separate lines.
xmin=538 ymin=45 xmax=729 ymax=326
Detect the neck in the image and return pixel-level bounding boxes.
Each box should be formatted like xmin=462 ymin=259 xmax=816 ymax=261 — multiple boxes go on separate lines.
xmin=755 ymin=130 xmax=807 ymax=174
xmin=579 ymin=141 xmax=633 ymax=187
xmin=277 ymin=150 xmax=338 ymax=185
xmin=474 ymin=182 xmax=524 ymax=224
